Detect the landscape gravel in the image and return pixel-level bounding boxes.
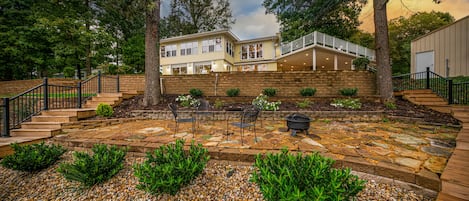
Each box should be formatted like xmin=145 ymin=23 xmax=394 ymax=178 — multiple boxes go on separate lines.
xmin=0 ymin=152 xmax=436 ymax=201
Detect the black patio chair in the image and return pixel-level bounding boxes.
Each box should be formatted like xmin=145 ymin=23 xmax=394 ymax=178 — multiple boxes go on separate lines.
xmin=168 ymin=103 xmax=196 ymax=138
xmin=227 ymin=105 xmax=260 ymax=145
xmin=196 ymin=99 xmax=211 ymax=128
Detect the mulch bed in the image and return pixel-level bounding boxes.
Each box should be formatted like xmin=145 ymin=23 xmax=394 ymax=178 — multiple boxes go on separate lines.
xmin=112 ymin=94 xmax=460 ymax=125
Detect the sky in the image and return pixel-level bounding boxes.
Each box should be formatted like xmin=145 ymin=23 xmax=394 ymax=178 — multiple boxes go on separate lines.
xmin=162 ymin=0 xmax=469 ymax=40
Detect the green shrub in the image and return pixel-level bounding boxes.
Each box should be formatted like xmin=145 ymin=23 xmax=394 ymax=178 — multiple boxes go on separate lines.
xmin=96 ymin=103 xmax=114 ymax=117
xmin=252 ymin=94 xmax=281 ymax=111
xmin=175 ymin=95 xmax=200 ymax=108
xmin=251 ymin=149 xmax=365 ymax=201
xmin=352 ymin=57 xmax=370 ymax=70
xmin=57 ymin=144 xmax=127 ymax=187
xmin=189 ymin=88 xmax=203 ymax=98
xmin=1 ymin=142 xmax=66 ymax=172
xmin=262 ymin=88 xmax=277 ymax=97
xmin=214 ymin=99 xmax=224 ymax=109
xmin=300 ymin=87 xmax=316 ymax=97
xmin=331 ymin=98 xmax=362 ymax=109
xmin=63 ymin=67 xmax=75 ymax=78
xmin=339 ymin=88 xmax=358 ymax=96
xmin=296 ymin=99 xmax=312 ymax=109
xmin=133 ymin=139 xmax=209 ymax=195
xmin=384 ymin=101 xmax=397 ymax=109
xmin=226 ymin=88 xmax=240 ymax=97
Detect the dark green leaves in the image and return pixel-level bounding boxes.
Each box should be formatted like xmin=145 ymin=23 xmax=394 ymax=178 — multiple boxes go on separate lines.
xmin=1 ymin=142 xmax=66 ymax=172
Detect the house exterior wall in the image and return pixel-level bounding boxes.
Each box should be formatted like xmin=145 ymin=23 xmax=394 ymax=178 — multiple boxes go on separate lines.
xmin=411 ymin=16 xmax=469 ymax=77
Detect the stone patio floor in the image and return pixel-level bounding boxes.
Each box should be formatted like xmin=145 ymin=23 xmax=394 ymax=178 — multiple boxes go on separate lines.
xmin=57 ymin=119 xmax=459 ymax=177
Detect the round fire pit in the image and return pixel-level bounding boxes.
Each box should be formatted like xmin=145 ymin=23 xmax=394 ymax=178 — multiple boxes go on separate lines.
xmin=286 ymin=113 xmax=311 ymax=136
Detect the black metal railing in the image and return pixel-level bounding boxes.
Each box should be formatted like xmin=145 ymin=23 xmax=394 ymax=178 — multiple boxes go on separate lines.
xmin=393 ymin=67 xmax=468 ymax=105
xmin=0 ymin=71 xmax=120 ymax=137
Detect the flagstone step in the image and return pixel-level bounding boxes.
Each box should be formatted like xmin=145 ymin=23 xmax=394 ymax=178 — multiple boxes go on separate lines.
xmin=41 ymin=108 xmax=96 ymax=119
xmin=440 ymin=149 xmax=469 ymax=199
xmin=428 ymin=105 xmax=452 ymax=114
xmin=401 ymin=89 xmax=434 ymax=95
xmin=31 ymin=115 xmax=77 ymax=122
xmin=10 ymin=128 xmax=61 ymax=137
xmin=21 ymin=122 xmax=63 ymax=129
xmin=437 ymin=192 xmax=467 ymax=201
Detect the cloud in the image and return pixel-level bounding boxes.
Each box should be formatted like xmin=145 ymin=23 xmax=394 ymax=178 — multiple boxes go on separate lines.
xmin=231 ymin=7 xmax=280 ymax=40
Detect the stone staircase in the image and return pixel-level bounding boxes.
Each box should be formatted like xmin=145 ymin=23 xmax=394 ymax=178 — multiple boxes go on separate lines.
xmin=400 ymin=89 xmax=451 ymax=113
xmin=83 ymin=91 xmax=141 ymax=109
xmin=437 ymin=106 xmax=469 ymax=201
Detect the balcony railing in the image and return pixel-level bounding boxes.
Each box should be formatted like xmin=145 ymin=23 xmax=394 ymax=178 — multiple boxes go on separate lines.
xmin=280 ymin=31 xmax=375 ymax=61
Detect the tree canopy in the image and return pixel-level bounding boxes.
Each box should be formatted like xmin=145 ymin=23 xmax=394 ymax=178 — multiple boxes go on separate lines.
xmin=389 ymin=11 xmax=454 ymax=74
xmin=160 ymin=0 xmax=235 ymax=38
xmin=263 ymin=0 xmax=367 ymax=42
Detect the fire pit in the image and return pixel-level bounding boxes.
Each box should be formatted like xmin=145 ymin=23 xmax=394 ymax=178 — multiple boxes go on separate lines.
xmin=286 ymin=113 xmax=311 ymax=136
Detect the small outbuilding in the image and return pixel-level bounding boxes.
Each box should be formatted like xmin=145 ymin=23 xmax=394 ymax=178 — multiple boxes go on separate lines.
xmin=411 ymin=15 xmax=469 ymax=77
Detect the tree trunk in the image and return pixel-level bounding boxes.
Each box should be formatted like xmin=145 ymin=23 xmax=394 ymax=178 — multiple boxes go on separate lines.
xmin=143 ymin=0 xmax=161 ymax=106
xmin=373 ymin=0 xmax=393 ymax=102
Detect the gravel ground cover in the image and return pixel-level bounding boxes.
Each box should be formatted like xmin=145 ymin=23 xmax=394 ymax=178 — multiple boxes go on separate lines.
xmin=0 ymin=151 xmax=436 ymax=201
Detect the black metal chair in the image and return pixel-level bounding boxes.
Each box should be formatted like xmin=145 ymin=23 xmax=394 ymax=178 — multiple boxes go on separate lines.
xmin=196 ymin=99 xmax=211 ymax=128
xmin=227 ymin=105 xmax=260 ymax=145
xmin=168 ymin=103 xmax=196 ymax=138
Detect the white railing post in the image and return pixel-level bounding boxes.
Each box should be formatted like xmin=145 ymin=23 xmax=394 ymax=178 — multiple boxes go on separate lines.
xmin=314 ymin=31 xmax=317 ymax=45
xmin=303 ymin=36 xmax=305 ymax=49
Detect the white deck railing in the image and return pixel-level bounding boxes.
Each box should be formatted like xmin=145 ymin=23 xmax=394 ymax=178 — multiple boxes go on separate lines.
xmin=281 ymin=31 xmax=375 ymax=61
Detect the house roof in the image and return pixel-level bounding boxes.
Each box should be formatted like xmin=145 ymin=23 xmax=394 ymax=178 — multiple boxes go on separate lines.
xmin=412 ymin=15 xmax=469 ymax=42
xmin=160 ymin=29 xmax=240 ymax=43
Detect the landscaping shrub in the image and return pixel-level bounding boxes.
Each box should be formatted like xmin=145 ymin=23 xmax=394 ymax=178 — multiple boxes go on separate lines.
xmin=63 ymin=67 xmax=75 ymax=78
xmin=251 ymin=149 xmax=365 ymax=201
xmin=189 ymin=88 xmax=203 ymax=98
xmin=57 ymin=144 xmax=127 ymax=187
xmin=331 ymin=98 xmax=362 ymax=109
xmin=176 ymin=95 xmax=200 ymax=108
xmin=296 ymin=99 xmax=312 ymax=109
xmin=1 ymin=142 xmax=66 ymax=172
xmin=252 ymin=94 xmax=281 ymax=111
xmin=133 ymin=139 xmax=209 ymax=195
xmin=339 ymin=88 xmax=358 ymax=96
xmin=352 ymin=57 xmax=370 ymax=70
xmin=300 ymin=87 xmax=316 ymax=97
xmin=226 ymin=88 xmax=240 ymax=97
xmin=385 ymin=101 xmax=397 ymax=109
xmin=214 ymin=98 xmax=224 ymax=109
xmin=96 ymin=103 xmax=114 ymax=117
xmin=262 ymin=88 xmax=277 ymax=97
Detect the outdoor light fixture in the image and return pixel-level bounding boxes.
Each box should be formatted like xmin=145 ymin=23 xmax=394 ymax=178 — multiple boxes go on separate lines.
xmin=305 ymin=53 xmax=309 ymax=56
xmin=326 ymin=58 xmax=329 ymax=61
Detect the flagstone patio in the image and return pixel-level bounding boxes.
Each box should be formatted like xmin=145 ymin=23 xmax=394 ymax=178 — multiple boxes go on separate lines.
xmin=53 ymin=118 xmax=459 ymax=191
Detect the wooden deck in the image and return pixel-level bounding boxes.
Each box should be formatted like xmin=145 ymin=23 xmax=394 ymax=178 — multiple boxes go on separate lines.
xmin=438 ymin=106 xmax=469 ymax=200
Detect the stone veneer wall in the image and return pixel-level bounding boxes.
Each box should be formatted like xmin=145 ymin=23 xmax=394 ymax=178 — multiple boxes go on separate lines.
xmin=0 ymin=78 xmax=79 ymax=96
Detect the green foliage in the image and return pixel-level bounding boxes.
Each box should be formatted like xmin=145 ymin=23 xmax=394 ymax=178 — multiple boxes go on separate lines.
xmin=452 ymin=76 xmax=469 ymax=83
xmin=252 ymin=94 xmax=281 ymax=111
xmin=262 ymin=88 xmax=277 ymax=97
xmin=176 ymin=95 xmax=200 ymax=108
xmin=300 ymin=87 xmax=316 ymax=97
xmin=251 ymin=149 xmax=366 ymax=201
xmin=189 ymin=88 xmax=203 ymax=98
xmin=339 ymin=88 xmax=358 ymax=96
xmin=160 ymin=0 xmax=235 ymax=38
xmin=133 ymin=139 xmax=210 ymax=195
xmin=57 ymin=144 xmax=127 ymax=187
xmin=226 ymin=88 xmax=240 ymax=97
xmin=1 ymin=142 xmax=66 ymax=172
xmin=384 ymin=101 xmax=397 ymax=109
xmin=331 ymin=98 xmax=362 ymax=110
xmin=296 ymin=99 xmax=312 ymax=109
xmin=63 ymin=67 xmax=75 ymax=78
xmin=96 ymin=103 xmax=114 ymax=117
xmin=214 ymin=99 xmax=224 ymax=109
xmin=389 ymin=11 xmax=454 ymax=74
xmin=122 ymin=34 xmax=145 ymax=73
xmin=353 ymin=57 xmax=370 ymax=70
xmin=263 ymin=0 xmax=367 ymax=42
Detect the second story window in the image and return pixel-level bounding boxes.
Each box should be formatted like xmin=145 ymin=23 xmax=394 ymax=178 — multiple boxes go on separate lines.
xmin=180 ymin=42 xmax=198 ymax=56
xmin=161 ymin=44 xmax=177 ymax=57
xmin=202 ymin=37 xmax=222 ymax=53
xmin=241 ymin=43 xmax=263 ymax=60
xmin=226 ymin=41 xmax=234 ymax=57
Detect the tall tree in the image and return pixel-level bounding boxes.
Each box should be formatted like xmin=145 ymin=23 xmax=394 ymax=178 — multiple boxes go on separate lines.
xmin=160 ymin=0 xmax=235 ymax=38
xmin=373 ymin=0 xmax=442 ymax=102
xmin=263 ymin=0 xmax=367 ymax=42
xmin=389 ymin=11 xmax=454 ymax=74
xmin=143 ymin=0 xmax=161 ymax=106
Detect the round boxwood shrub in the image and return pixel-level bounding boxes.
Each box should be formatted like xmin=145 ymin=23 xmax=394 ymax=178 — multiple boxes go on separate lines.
xmin=189 ymin=88 xmax=203 ymax=98
xmin=96 ymin=103 xmax=114 ymax=117
xmin=339 ymin=88 xmax=358 ymax=96
xmin=226 ymin=88 xmax=240 ymax=97
xmin=262 ymin=88 xmax=277 ymax=97
xmin=300 ymin=87 xmax=316 ymax=97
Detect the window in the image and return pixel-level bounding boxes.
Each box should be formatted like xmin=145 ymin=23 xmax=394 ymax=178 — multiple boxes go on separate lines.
xmin=235 ymin=64 xmax=268 ymax=72
xmin=162 ymin=44 xmax=176 ymax=57
xmin=194 ymin=62 xmax=212 ymax=74
xmin=226 ymin=41 xmax=234 ymax=57
xmin=180 ymin=42 xmax=198 ymax=56
xmin=171 ymin=63 xmax=187 ymax=75
xmin=241 ymin=43 xmax=263 ymax=60
xmin=202 ymin=37 xmax=222 ymax=53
